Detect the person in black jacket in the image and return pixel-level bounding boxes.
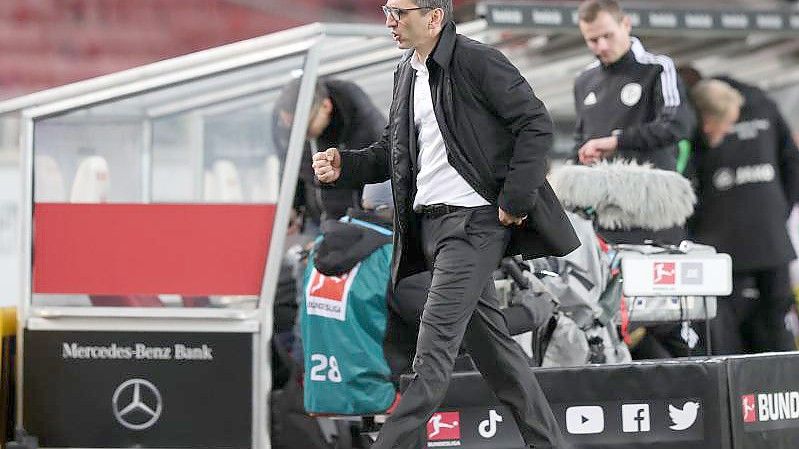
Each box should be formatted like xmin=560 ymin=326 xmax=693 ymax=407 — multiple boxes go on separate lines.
xmin=574 ymin=0 xmax=700 ymax=359
xmin=574 ymin=0 xmax=695 ymax=172
xmin=683 ymin=69 xmax=799 ymax=354
xmin=312 ymin=2 xmax=579 ymax=448
xmin=273 ymin=78 xmax=386 ymax=226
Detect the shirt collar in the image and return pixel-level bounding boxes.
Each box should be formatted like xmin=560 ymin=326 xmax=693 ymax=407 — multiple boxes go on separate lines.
xmin=410 ymin=51 xmax=428 ymax=74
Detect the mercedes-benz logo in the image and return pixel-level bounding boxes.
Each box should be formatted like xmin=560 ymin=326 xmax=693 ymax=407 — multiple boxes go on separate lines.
xmin=112 ymin=378 xmax=163 ymax=430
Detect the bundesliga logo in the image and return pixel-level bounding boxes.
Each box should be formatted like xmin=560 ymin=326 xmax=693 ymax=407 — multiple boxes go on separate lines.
xmin=653 ymin=262 xmax=676 ymax=285
xmin=742 ymin=395 xmax=757 ymax=423
xmin=427 ymin=411 xmax=461 ymax=447
xmin=742 ymin=392 xmax=799 ymax=423
xmin=305 ymin=265 xmax=360 ymax=321
xmin=308 ymin=270 xmax=351 ymax=302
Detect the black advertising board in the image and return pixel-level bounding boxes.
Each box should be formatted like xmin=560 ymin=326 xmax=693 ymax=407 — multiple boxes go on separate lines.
xmin=535 ymin=360 xmax=730 ymax=449
xmin=727 ymin=352 xmax=799 ymax=449
xmin=23 ymin=329 xmax=252 ymax=448
xmin=482 ymin=2 xmax=799 ymax=35
xmin=432 ymin=359 xmax=731 ymax=449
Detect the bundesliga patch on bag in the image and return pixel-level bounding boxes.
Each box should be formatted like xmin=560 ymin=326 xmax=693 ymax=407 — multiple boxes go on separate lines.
xmin=304 ymin=265 xmax=360 ymax=321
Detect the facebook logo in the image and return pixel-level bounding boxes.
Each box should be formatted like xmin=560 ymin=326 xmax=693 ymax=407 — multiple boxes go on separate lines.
xmin=622 ymin=404 xmax=651 ymax=433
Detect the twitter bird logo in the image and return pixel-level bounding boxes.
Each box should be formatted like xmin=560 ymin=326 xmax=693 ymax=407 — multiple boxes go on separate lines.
xmin=669 ymin=402 xmax=700 ymax=430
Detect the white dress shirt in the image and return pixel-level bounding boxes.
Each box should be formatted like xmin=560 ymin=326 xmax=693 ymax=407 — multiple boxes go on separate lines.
xmin=410 ymin=52 xmax=489 ymax=209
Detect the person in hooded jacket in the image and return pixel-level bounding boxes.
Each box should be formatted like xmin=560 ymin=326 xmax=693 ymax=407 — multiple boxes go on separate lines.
xmin=300 ymin=181 xmax=396 ymax=416
xmin=273 ymin=182 xmax=425 ymax=449
xmin=299 ymin=180 xmax=438 ymax=417
xmin=682 ymin=69 xmax=799 ymax=354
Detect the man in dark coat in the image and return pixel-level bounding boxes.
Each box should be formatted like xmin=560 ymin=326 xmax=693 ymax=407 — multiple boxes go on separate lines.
xmin=312 ymin=1 xmax=578 ymax=448
xmin=273 ymin=78 xmax=386 ymax=225
xmin=686 ymin=72 xmax=799 ymax=354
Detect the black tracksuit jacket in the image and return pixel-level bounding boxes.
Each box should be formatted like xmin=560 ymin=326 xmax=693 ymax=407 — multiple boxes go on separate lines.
xmin=690 ymin=76 xmax=799 ymax=271
xmin=574 ymin=37 xmax=695 ymax=171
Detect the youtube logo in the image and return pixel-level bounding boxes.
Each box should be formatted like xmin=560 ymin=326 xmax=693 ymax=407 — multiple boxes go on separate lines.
xmin=566 ymin=406 xmax=605 ymax=434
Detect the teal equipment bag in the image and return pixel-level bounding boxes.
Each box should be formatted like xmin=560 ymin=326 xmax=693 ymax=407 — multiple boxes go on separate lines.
xmin=301 ymin=229 xmax=395 ymax=415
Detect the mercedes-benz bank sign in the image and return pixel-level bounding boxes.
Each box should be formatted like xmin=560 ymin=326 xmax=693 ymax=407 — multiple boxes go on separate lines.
xmin=23 ymin=330 xmax=252 ymax=448
xmin=62 ymin=342 xmax=214 ymax=360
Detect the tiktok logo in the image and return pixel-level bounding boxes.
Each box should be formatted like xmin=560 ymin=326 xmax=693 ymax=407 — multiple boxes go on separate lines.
xmin=478 ymin=409 xmax=503 ymax=438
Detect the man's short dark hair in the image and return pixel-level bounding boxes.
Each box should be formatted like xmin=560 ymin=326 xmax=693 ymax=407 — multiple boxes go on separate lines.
xmin=578 ymin=0 xmax=624 ymax=23
xmin=274 ymin=77 xmax=329 ymax=119
xmin=414 ymin=0 xmax=454 ymax=24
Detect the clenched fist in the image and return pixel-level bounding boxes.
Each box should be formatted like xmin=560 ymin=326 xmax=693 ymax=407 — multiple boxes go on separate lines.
xmin=499 ymin=207 xmax=525 ymax=226
xmin=312 ymin=148 xmax=342 ymax=183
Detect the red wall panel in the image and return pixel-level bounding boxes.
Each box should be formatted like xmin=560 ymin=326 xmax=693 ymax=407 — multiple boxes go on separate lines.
xmin=33 ymin=203 xmax=277 ymax=296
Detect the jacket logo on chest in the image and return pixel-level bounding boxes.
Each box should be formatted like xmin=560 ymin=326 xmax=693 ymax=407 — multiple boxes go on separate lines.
xmin=584 ymin=91 xmax=597 ymax=106
xmin=712 ymin=164 xmax=776 ymax=191
xmin=733 ymin=118 xmax=770 ymax=140
xmin=620 ymin=83 xmax=642 ymax=107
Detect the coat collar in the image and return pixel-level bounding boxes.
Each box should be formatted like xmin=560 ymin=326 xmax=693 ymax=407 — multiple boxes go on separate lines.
xmin=428 ymin=20 xmax=456 ymax=71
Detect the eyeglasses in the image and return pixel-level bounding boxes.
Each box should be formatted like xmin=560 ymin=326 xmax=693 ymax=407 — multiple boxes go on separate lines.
xmin=381 ymin=5 xmax=433 ymax=22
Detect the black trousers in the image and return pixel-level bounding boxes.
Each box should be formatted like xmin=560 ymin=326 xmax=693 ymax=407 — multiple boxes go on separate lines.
xmin=384 ymin=271 xmax=430 ymax=386
xmin=710 ymin=265 xmax=796 ymax=355
xmin=372 ymin=206 xmax=566 ymax=449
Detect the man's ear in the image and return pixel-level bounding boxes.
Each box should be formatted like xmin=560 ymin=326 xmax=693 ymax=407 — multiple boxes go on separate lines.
xmin=321 ymin=98 xmax=333 ymax=115
xmin=431 ymin=8 xmax=445 ymax=28
xmin=621 ymin=15 xmax=632 ymax=33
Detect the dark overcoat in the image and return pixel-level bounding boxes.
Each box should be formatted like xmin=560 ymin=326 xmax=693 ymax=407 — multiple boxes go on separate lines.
xmin=337 ymin=22 xmax=579 ymax=285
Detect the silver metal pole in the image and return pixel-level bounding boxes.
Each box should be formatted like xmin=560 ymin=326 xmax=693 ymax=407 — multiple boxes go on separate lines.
xmin=254 ymin=40 xmax=323 ymax=449
xmin=15 ymin=114 xmax=34 ymax=430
